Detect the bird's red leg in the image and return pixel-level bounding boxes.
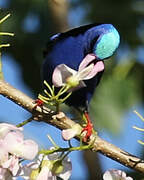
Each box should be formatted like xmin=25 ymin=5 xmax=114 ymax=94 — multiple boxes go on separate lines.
xmin=81 ymin=111 xmax=93 ymax=142
xmin=33 ymin=99 xmax=44 ymax=109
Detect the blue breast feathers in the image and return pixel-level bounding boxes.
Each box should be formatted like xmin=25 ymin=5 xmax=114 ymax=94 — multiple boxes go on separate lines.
xmin=94 ymin=25 xmax=120 ymax=60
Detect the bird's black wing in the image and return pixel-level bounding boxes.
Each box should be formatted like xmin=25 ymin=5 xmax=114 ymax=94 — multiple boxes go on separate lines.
xmin=43 ymin=23 xmax=103 ymax=57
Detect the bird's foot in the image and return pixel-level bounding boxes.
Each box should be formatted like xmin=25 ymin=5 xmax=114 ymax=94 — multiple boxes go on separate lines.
xmin=81 ymin=111 xmax=93 ymax=142
xmin=33 ymin=99 xmax=44 ymax=109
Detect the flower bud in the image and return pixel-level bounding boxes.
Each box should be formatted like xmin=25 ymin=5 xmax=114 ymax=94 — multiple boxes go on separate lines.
xmin=30 ymin=168 xmax=39 ymax=180
xmin=52 ymin=160 xmax=64 ymax=175
xmin=41 ymin=160 xmax=52 ymax=170
xmin=62 ymin=123 xmax=82 ymax=140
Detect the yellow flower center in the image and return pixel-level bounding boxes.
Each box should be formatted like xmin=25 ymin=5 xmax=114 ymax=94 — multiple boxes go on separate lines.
xmin=66 ymin=76 xmax=79 ymax=88
xmin=30 ymin=168 xmax=40 ymax=180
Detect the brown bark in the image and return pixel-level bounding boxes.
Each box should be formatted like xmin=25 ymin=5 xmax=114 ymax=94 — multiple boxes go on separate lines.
xmin=48 ymin=0 xmax=69 ymax=32
xmin=0 ymin=79 xmax=144 ymax=173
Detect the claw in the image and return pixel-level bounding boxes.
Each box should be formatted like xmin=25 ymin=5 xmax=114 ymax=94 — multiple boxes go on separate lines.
xmin=33 ymin=99 xmax=44 ymax=109
xmin=82 ymin=111 xmax=93 ymax=142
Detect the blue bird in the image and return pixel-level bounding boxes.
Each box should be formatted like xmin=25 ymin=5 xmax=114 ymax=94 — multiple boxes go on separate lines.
xmin=42 ymin=23 xmax=120 ymax=140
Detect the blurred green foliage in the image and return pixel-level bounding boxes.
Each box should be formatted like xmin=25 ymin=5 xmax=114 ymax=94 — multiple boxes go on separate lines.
xmin=1 ymin=0 xmax=57 ymax=94
xmin=90 ymin=60 xmax=140 ymax=134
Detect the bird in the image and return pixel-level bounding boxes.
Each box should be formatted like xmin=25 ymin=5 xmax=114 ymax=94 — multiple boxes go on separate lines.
xmin=42 ymin=23 xmax=120 ymax=141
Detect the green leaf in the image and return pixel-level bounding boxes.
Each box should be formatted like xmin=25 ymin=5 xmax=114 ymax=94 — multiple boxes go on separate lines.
xmin=90 ymin=75 xmax=140 ymax=134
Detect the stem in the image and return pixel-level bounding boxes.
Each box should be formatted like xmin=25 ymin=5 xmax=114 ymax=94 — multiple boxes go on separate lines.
xmin=1 ymin=80 xmax=144 ymax=173
xmin=16 ymin=117 xmax=33 ymax=127
xmin=39 ymin=144 xmax=92 ymax=155
xmin=138 ymin=140 xmax=144 ymax=145
xmin=0 ymin=15 xmax=14 ymax=81
xmin=68 ymin=140 xmax=72 ymax=148
xmin=0 ymin=14 xmax=11 ymax=24
xmin=43 ymin=90 xmax=52 ymax=98
xmin=56 ymin=85 xmax=66 ymax=97
xmin=133 ymin=126 xmax=144 ymax=132
xmin=0 ymin=32 xmax=14 ymax=36
xmin=60 ymin=92 xmax=72 ymax=103
xmin=0 ymin=44 xmax=10 ymax=48
xmin=56 ymin=102 xmax=60 ymax=113
xmin=44 ymin=80 xmax=54 ymax=96
xmin=134 ymin=110 xmax=144 ymax=121
xmin=38 ymin=94 xmax=50 ymax=101
xmin=47 ymin=135 xmax=59 ymax=148
xmin=59 ymin=85 xmax=70 ymax=95
xmin=61 ymin=151 xmax=71 ymax=161
xmin=0 ymin=52 xmax=3 ymax=80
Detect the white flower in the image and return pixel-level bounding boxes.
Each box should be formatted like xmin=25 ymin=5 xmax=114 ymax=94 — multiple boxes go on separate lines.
xmin=62 ymin=124 xmax=82 ymax=140
xmin=0 ymin=167 xmax=17 ymax=180
xmin=3 ymin=131 xmax=38 ymax=160
xmin=52 ymin=54 xmax=104 ymax=91
xmin=0 ymin=123 xmax=23 ymax=139
xmin=0 ymin=123 xmax=38 ymax=179
xmin=103 ymin=169 xmax=133 ymax=180
xmin=2 ymin=155 xmax=19 ymax=176
xmin=20 ymin=152 xmax=72 ymax=180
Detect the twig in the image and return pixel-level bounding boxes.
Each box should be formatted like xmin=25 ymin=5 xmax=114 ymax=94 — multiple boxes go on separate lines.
xmin=0 ymin=52 xmax=3 ymax=79
xmin=16 ymin=117 xmax=33 ymax=127
xmin=48 ymin=0 xmax=69 ymax=32
xmin=0 ymin=79 xmax=144 ymax=173
xmin=0 ymin=14 xmax=11 ymax=24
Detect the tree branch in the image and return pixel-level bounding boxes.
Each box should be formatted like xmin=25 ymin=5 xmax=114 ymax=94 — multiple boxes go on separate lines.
xmin=48 ymin=0 xmax=69 ymax=32
xmin=0 ymin=79 xmax=144 ymax=173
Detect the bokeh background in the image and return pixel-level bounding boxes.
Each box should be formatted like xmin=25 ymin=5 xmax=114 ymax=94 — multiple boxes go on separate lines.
xmin=1 ymin=0 xmax=144 ymax=179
